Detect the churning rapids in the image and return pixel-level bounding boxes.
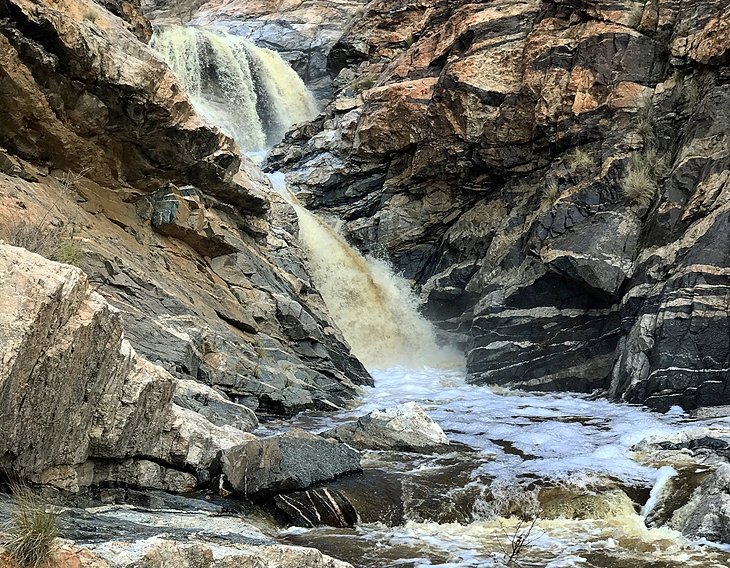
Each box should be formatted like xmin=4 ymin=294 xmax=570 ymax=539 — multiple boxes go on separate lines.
xmin=43 ymin=23 xmax=730 ymax=568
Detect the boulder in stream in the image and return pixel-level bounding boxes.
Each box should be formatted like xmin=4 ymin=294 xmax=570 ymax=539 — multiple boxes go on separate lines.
xmin=669 ymin=463 xmax=730 ymax=543
xmin=321 ymin=402 xmax=450 ymax=452
xmin=220 ymin=429 xmax=361 ymax=499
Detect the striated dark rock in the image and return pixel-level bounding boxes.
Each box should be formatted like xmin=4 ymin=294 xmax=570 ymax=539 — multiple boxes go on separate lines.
xmin=274 ymin=488 xmax=359 ymax=528
xmin=272 ymin=468 xmax=405 ymax=528
xmin=221 ymin=430 xmax=362 ymax=499
xmin=269 ymin=0 xmax=730 ymax=409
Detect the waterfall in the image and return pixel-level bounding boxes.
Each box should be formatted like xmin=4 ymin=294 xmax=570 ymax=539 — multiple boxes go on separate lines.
xmin=268 ymin=175 xmax=457 ymax=369
xmin=150 ymin=23 xmax=454 ymax=369
xmin=150 ymin=25 xmax=318 ymax=151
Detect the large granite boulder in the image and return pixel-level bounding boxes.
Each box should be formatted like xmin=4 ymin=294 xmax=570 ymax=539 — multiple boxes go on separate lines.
xmin=0 ymin=244 xmax=253 ymax=492
xmin=322 ymin=402 xmax=450 ymax=452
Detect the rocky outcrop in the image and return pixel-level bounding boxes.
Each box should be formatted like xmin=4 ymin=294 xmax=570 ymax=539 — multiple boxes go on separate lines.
xmin=93 ymin=537 xmax=353 ymax=568
xmin=0 ymin=245 xmax=254 ymax=492
xmin=322 ymin=402 xmax=450 ymax=452
xmin=0 ymin=0 xmax=371 ymax=419
xmin=268 ymin=0 xmax=730 ymax=410
xmin=636 ymin=429 xmax=730 ymax=543
xmin=1 ymin=537 xmax=354 ymax=568
xmin=142 ymin=0 xmax=368 ymax=100
xmin=221 ymin=429 xmax=361 ymax=499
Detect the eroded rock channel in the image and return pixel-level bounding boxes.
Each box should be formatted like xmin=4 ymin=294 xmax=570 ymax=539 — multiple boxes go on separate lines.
xmin=0 ymin=0 xmax=729 ymax=567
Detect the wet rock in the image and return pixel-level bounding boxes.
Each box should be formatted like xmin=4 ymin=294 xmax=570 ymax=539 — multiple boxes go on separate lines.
xmin=669 ymin=464 xmax=730 ymax=543
xmin=221 ymin=430 xmax=361 ymax=499
xmin=322 ymin=402 xmax=450 ymax=452
xmin=272 ymin=468 xmax=404 ymax=528
xmin=540 ymin=488 xmax=636 ymax=520
xmin=274 ymin=488 xmax=358 ymax=528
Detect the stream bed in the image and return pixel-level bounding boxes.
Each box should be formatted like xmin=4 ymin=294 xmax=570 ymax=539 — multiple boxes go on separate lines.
xmin=265 ymin=366 xmax=730 ymax=567
xmin=20 ymin=365 xmax=730 ymax=568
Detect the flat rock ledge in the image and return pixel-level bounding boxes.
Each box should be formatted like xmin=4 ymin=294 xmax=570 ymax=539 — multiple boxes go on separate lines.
xmin=1 ymin=537 xmax=353 ymax=568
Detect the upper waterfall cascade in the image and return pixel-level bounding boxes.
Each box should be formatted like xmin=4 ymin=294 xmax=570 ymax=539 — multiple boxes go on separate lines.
xmin=150 ymin=25 xmax=319 ymax=151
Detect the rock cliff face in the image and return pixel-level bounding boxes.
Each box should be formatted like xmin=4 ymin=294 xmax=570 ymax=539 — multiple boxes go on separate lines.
xmin=141 ymin=0 xmax=368 ymax=100
xmin=0 ymin=0 xmax=370 ymax=423
xmin=0 ymin=244 xmax=255 ymax=491
xmin=268 ymin=0 xmax=730 ymax=411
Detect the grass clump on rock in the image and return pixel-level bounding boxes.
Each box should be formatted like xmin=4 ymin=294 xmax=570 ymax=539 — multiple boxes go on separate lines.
xmin=566 ymin=148 xmax=594 ymax=174
xmin=540 ymin=179 xmax=561 ymax=209
xmin=2 ymin=483 xmax=58 ymax=568
xmin=622 ymin=154 xmax=657 ymax=208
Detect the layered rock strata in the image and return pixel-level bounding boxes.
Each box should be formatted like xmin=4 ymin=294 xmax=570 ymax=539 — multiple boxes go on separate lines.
xmin=268 ymin=0 xmax=730 ymax=410
xmin=0 ymin=244 xmax=254 ymax=491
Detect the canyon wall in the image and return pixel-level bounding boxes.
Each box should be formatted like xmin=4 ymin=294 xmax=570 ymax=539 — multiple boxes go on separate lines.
xmin=0 ymin=0 xmax=373 ymax=489
xmin=268 ymin=0 xmax=730 ymax=411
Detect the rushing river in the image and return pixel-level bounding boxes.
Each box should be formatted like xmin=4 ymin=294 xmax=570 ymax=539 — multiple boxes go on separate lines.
xmin=264 ymin=366 xmax=730 ymax=568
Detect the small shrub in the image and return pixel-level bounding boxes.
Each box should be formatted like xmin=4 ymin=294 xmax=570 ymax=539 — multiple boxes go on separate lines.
xmin=643 ymin=148 xmax=670 ymax=180
xmin=635 ymin=105 xmax=656 ymax=148
xmin=622 ymin=154 xmax=657 ymax=208
xmin=52 ymin=238 xmax=84 ymax=266
xmin=3 ymin=220 xmax=63 ymax=259
xmin=2 ymin=483 xmax=58 ymax=568
xmin=475 ymin=484 xmax=542 ymax=566
xmin=566 ymin=148 xmax=594 ymax=174
xmin=684 ymin=81 xmax=700 ymax=110
xmin=540 ymin=179 xmax=561 ymax=209
xmin=83 ymin=9 xmax=97 ymax=23
xmin=352 ymin=76 xmax=376 ymax=93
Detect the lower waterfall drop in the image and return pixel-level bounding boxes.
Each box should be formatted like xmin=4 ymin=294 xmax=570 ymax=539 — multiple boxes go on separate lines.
xmin=269 ymin=175 xmax=457 ymax=369
xmin=150 ymin=25 xmax=318 ymax=151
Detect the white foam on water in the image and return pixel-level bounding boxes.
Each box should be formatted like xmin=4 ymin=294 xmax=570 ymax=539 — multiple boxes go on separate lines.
xmin=352 ymin=366 xmax=685 ymax=486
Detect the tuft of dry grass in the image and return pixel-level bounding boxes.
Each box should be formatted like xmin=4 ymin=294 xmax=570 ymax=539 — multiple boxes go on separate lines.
xmin=627 ymin=2 xmax=645 ymax=28
xmin=540 ymin=179 xmax=561 ymax=209
xmin=622 ymin=154 xmax=658 ymax=208
xmin=2 ymin=483 xmax=58 ymax=568
xmin=566 ymin=148 xmax=594 ymax=174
